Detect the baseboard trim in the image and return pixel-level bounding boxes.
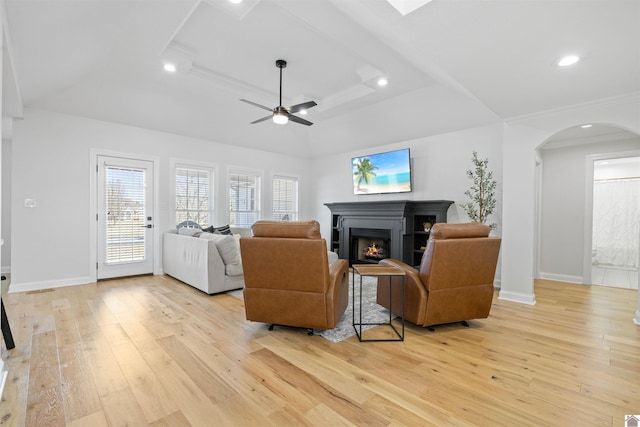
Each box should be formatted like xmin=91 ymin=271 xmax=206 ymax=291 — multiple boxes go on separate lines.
xmin=8 ymin=276 xmax=94 ymax=293
xmin=498 ymin=289 xmax=536 ymax=305
xmin=538 ymin=272 xmax=583 ymax=284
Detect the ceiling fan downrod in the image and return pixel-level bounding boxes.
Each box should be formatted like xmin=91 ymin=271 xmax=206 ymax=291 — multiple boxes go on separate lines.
xmin=276 ymin=59 xmax=287 ymax=108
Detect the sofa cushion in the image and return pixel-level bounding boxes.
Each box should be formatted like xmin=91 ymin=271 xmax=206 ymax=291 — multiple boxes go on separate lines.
xmin=199 ymin=232 xmax=243 ymax=276
xmin=214 ymin=224 xmax=232 ymax=235
xmin=215 ymin=235 xmax=240 ymax=265
xmin=201 ymin=224 xmax=233 ymax=235
xmin=177 ymin=220 xmax=201 ymax=230
xmin=328 ymin=250 xmax=339 ymax=266
xmin=178 ymin=227 xmax=202 ymax=237
xmin=225 ymin=263 xmax=243 ymax=276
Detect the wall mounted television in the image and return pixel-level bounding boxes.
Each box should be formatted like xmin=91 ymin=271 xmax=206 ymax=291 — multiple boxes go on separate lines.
xmin=352 ymin=148 xmax=412 ymax=195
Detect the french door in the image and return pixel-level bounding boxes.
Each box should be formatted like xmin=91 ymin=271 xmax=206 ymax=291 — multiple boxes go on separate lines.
xmin=97 ymin=156 xmax=154 ymax=279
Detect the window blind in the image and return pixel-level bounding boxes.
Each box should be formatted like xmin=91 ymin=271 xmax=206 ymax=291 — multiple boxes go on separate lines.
xmin=229 ymin=172 xmax=260 ymax=227
xmin=176 ymin=167 xmax=212 ymax=227
xmin=272 ymin=175 xmax=298 ymax=221
xmin=104 ymin=166 xmax=146 ymax=264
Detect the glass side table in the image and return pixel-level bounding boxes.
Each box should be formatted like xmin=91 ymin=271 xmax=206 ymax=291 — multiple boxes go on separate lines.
xmin=352 ymin=264 xmax=405 ymax=342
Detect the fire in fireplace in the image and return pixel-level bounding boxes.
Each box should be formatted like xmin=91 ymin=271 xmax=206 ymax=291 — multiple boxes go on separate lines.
xmin=350 ymin=228 xmax=391 ymax=264
xmin=364 ymin=242 xmax=386 ymax=260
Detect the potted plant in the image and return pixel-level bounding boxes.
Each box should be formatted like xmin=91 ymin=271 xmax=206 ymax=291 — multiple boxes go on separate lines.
xmin=460 ymin=151 xmax=497 ymax=229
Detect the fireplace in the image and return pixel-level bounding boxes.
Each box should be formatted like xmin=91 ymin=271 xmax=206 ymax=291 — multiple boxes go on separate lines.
xmin=325 ymin=200 xmax=453 ymax=266
xmin=350 ymin=228 xmax=391 ymax=264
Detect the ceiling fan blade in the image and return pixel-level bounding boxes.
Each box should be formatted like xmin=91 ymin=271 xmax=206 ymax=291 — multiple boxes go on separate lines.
xmin=250 ymin=115 xmax=273 ymax=124
xmin=240 ymin=99 xmax=273 ymax=112
xmin=288 ymin=114 xmax=313 ymax=126
xmin=288 ymin=101 xmax=317 ymax=114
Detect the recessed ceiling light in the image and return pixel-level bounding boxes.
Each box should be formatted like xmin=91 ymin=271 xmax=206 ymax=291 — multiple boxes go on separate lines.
xmin=229 ymin=0 xmax=242 ymax=4
xmin=557 ymin=55 xmax=580 ymax=67
xmin=163 ymin=63 xmax=177 ymax=73
xmin=581 ymin=124 xmax=593 ymax=128
xmin=377 ymin=77 xmax=388 ymax=87
xmin=299 ymin=110 xmax=307 ymax=115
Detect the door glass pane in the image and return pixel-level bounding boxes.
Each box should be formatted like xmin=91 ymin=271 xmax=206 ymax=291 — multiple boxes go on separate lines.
xmin=105 ymin=166 xmax=146 ymax=264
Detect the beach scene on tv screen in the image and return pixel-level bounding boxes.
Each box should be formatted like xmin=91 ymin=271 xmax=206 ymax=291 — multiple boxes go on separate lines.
xmin=352 ymin=149 xmax=411 ymax=194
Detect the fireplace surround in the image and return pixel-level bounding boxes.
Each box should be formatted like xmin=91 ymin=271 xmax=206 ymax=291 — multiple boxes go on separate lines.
xmin=325 ymin=200 xmax=453 ymax=267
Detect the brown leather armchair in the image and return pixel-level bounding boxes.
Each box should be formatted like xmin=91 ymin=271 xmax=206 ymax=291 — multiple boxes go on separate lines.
xmin=240 ymin=220 xmax=349 ymax=331
xmin=377 ymin=222 xmax=501 ymax=328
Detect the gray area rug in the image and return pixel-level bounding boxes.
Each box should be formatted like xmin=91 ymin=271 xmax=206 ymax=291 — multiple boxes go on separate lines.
xmin=317 ymin=274 xmax=395 ymax=343
xmin=230 ymin=274 xmax=395 ymax=343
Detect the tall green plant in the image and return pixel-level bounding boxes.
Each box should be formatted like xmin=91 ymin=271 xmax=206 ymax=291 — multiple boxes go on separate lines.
xmin=460 ymin=151 xmax=497 ymax=229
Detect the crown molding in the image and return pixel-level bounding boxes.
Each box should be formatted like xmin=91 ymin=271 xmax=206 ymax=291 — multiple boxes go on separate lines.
xmin=541 ymin=130 xmax=638 ymax=151
xmin=505 ymin=92 xmax=640 ymax=126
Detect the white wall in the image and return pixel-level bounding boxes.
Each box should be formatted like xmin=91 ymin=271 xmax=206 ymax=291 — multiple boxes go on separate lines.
xmin=10 ymin=108 xmax=313 ymax=291
xmin=539 ymin=136 xmax=640 ymax=283
xmin=311 ymin=122 xmax=504 ymax=276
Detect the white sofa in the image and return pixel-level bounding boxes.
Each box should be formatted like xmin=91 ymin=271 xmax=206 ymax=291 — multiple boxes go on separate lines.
xmin=162 ymin=227 xmax=251 ymax=294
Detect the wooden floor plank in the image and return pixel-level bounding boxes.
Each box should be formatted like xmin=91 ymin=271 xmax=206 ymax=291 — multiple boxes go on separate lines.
xmin=99 ymin=387 xmax=149 ymax=426
xmin=79 ymin=329 xmax=130 ymax=397
xmin=142 ymin=345 xmax=227 ymax=426
xmin=156 ymin=335 xmax=238 ymax=404
xmin=58 ymin=342 xmax=102 ymax=423
xmin=66 ymin=410 xmax=109 ymax=427
xmin=109 ymin=340 xmax=179 ymax=423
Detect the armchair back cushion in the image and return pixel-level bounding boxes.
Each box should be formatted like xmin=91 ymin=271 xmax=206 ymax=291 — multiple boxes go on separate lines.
xmin=240 ymin=220 xmax=349 ymax=330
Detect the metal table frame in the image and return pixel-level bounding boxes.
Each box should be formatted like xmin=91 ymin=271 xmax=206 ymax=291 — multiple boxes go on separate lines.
xmin=352 ymin=264 xmax=405 ymax=342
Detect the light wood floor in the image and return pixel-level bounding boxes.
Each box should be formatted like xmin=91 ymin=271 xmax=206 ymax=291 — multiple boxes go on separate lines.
xmin=1 ymin=275 xmax=639 ymax=426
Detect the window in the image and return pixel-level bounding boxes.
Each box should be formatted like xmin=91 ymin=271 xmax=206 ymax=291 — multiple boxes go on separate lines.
xmin=175 ymin=166 xmax=213 ymax=226
xmin=228 ymin=171 xmax=261 ymax=227
xmin=272 ymin=175 xmax=298 ymax=221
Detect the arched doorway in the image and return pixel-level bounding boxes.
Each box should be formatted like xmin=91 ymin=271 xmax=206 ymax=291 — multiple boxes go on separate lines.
xmin=536 ymin=124 xmax=640 ymax=289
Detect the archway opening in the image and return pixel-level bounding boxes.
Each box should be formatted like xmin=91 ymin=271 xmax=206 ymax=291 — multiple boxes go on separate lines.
xmin=536 ymin=123 xmax=640 ymax=290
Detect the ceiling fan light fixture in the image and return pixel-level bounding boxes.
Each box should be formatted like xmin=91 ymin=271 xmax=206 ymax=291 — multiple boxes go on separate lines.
xmin=273 ymin=110 xmax=288 ymax=125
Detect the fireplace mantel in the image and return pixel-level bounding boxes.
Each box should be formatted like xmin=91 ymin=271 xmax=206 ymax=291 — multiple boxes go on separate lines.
xmin=325 ymin=200 xmax=453 ymax=266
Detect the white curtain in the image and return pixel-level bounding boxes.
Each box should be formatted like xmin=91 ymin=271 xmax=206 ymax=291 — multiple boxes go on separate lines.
xmin=592 ymin=178 xmax=640 ymax=268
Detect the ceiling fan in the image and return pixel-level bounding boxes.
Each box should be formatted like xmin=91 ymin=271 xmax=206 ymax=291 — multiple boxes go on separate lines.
xmin=240 ymin=59 xmax=317 ymax=126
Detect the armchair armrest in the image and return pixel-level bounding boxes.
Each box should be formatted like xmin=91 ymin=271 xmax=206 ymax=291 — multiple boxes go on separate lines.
xmin=326 ymin=259 xmax=349 ymax=328
xmin=377 ymin=258 xmax=429 ymax=325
